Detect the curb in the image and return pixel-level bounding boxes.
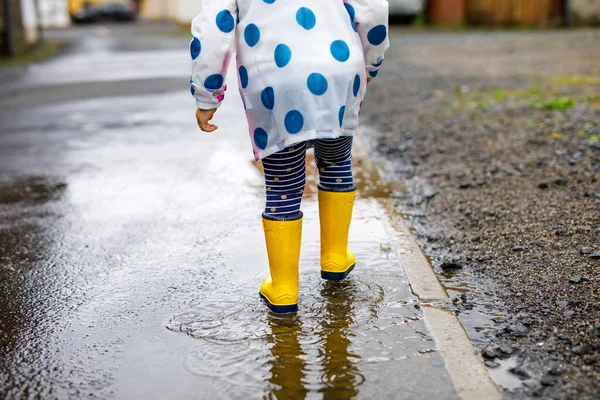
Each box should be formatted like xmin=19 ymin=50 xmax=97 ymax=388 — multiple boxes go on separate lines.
xmin=354 ymin=136 xmax=502 ymax=400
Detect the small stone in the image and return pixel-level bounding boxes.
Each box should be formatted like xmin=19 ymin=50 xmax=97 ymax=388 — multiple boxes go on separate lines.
xmin=440 ymin=260 xmax=463 ymax=270
xmin=580 ymin=247 xmax=593 ymax=255
xmin=583 ymin=355 xmax=598 ymax=365
xmin=590 ymin=251 xmax=600 ymax=259
xmin=564 ymin=311 xmax=575 ymax=319
xmin=485 ymin=360 xmax=500 ymax=368
xmin=512 ymin=245 xmax=525 ymax=252
xmin=482 ymin=348 xmax=498 ymax=359
xmin=548 ymin=365 xmax=564 ymax=376
xmin=540 ymin=374 xmax=556 ymax=386
xmin=459 ymin=181 xmax=472 ymax=189
xmin=509 ymin=324 xmax=529 ymax=336
xmin=572 ymin=344 xmax=591 ymax=355
xmin=509 ymin=365 xmax=530 ymax=379
xmin=498 ymin=345 xmax=513 ymax=355
xmin=554 ymin=177 xmax=568 ymax=186
xmin=569 ymin=275 xmax=582 ymax=284
xmin=537 ymin=181 xmax=549 ymax=189
xmin=555 ymin=300 xmax=569 ymax=308
xmin=583 ymin=191 xmax=595 ymax=198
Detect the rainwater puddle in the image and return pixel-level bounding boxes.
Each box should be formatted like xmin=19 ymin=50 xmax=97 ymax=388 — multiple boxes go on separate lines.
xmin=487 ymin=358 xmax=530 ymax=391
xmin=165 ymin=197 xmax=455 ymax=398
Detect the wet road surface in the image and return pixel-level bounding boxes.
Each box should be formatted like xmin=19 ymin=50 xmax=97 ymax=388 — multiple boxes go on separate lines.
xmin=1 ymin=24 xmax=459 ymax=398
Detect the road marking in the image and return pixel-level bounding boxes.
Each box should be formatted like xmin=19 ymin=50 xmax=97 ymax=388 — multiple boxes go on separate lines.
xmin=423 ymin=306 xmax=502 ymax=400
xmin=354 ymin=136 xmax=501 ymax=400
xmin=379 ymin=198 xmax=449 ymax=301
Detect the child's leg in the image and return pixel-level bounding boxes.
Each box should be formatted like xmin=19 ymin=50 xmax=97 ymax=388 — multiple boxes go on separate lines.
xmin=259 ymin=143 xmax=307 ymax=313
xmin=313 ymin=137 xmax=356 ymax=280
xmin=313 ymin=137 xmax=354 ymax=192
xmin=261 ymin=142 xmax=308 ymax=220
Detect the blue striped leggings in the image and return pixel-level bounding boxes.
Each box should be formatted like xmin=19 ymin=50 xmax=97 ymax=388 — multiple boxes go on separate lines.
xmin=262 ymin=137 xmax=354 ymax=220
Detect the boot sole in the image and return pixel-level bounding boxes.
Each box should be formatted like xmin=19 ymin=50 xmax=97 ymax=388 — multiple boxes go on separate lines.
xmin=321 ymin=263 xmax=355 ymax=281
xmin=259 ymin=293 xmax=298 ymax=314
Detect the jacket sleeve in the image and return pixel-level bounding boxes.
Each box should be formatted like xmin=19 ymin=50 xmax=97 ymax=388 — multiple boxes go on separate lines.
xmin=190 ymin=0 xmax=238 ymax=110
xmin=344 ymin=0 xmax=390 ymax=79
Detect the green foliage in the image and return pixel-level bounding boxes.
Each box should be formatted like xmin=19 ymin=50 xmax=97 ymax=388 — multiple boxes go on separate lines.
xmin=0 ymin=40 xmax=61 ymax=66
xmin=529 ymin=97 xmax=574 ymax=111
xmin=590 ymin=135 xmax=600 ymax=143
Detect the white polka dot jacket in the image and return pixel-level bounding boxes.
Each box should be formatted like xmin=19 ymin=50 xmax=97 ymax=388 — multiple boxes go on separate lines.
xmin=190 ymin=0 xmax=390 ymax=160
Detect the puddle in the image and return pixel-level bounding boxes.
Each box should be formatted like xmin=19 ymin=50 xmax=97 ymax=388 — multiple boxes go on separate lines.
xmin=486 ymin=357 xmax=530 ymax=391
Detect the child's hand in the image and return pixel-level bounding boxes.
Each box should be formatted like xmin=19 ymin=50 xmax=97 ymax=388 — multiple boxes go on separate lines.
xmin=196 ymin=108 xmax=218 ymax=132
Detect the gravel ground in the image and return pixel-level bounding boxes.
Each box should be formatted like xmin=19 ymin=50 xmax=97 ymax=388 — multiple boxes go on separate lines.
xmin=362 ymin=29 xmax=600 ymax=399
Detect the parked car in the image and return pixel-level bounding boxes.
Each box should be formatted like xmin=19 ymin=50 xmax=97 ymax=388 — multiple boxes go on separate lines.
xmin=388 ymin=0 xmax=426 ymax=24
xmin=72 ymin=1 xmax=137 ymax=23
xmin=96 ymin=2 xmax=137 ymax=22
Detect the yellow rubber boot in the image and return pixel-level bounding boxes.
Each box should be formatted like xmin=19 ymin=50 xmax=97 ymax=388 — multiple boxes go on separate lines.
xmin=259 ymin=216 xmax=302 ymax=313
xmin=318 ymin=189 xmax=356 ymax=280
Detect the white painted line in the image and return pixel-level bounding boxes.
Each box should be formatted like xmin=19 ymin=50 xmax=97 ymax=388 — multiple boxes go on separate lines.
xmin=423 ymin=306 xmax=502 ymax=400
xmin=379 ymin=198 xmax=449 ymax=301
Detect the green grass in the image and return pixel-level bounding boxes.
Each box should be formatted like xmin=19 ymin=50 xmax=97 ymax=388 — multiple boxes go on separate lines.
xmin=529 ymin=96 xmax=574 ymax=111
xmin=0 ymin=40 xmax=62 ymax=66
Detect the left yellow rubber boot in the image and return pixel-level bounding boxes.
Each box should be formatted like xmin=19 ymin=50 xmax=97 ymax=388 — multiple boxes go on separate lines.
xmin=318 ymin=189 xmax=356 ymax=280
xmin=259 ymin=216 xmax=302 ymax=313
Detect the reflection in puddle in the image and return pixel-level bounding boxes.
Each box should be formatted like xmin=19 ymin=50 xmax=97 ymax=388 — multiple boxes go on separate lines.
xmin=317 ymin=280 xmax=364 ymax=400
xmin=265 ymin=314 xmax=309 ymax=399
xmin=168 ymin=271 xmax=394 ymax=398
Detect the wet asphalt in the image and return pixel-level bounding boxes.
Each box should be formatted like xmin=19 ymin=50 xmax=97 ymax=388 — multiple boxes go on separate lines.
xmin=0 ymin=24 xmax=458 ymax=398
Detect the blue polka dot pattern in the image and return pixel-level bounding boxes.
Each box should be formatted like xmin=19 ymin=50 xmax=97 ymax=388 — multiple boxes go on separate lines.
xmin=369 ymin=70 xmax=379 ymax=78
xmin=215 ymin=10 xmax=235 ymax=33
xmin=254 ymin=128 xmax=269 ymax=149
xmin=261 ymin=87 xmax=275 ymax=110
xmin=307 ymin=73 xmax=328 ymax=96
xmin=285 ymin=110 xmax=304 ymax=134
xmin=263 ymin=0 xmax=275 ymax=3
xmin=338 ymin=106 xmax=345 ymax=126
xmin=190 ymin=85 xmax=195 ymax=96
xmin=367 ymin=25 xmax=387 ymax=46
xmin=296 ymin=7 xmax=316 ymax=30
xmin=239 ymin=66 xmax=248 ymax=89
xmin=244 ymin=24 xmax=260 ymax=47
xmin=190 ymin=37 xmax=201 ymax=60
xmin=204 ymin=74 xmax=224 ymax=90
xmin=373 ymin=58 xmax=384 ymax=67
xmin=344 ymin=3 xmax=355 ymax=20
xmin=330 ymin=40 xmax=350 ymax=62
xmin=353 ymin=74 xmax=360 ymax=97
xmin=344 ymin=3 xmax=357 ymax=31
xmin=274 ymin=44 xmax=292 ymax=68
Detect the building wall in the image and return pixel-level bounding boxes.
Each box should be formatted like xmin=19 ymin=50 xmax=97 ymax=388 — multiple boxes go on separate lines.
xmin=141 ymin=0 xmax=200 ymax=24
xmin=20 ymin=0 xmax=38 ymax=43
xmin=39 ymin=0 xmax=69 ymax=27
xmin=176 ymin=0 xmax=200 ymax=24
xmin=141 ymin=0 xmax=177 ymax=21
xmin=570 ymin=0 xmax=600 ymax=24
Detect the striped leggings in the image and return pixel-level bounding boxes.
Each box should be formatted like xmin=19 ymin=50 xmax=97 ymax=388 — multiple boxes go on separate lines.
xmin=262 ymin=137 xmax=354 ymax=220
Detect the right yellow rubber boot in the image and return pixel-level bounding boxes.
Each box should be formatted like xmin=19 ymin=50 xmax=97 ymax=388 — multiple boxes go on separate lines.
xmin=259 ymin=216 xmax=302 ymax=313
xmin=318 ymin=189 xmax=356 ymax=280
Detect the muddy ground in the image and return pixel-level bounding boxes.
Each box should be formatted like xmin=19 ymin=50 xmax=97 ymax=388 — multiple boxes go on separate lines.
xmin=362 ymin=29 xmax=600 ymax=399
